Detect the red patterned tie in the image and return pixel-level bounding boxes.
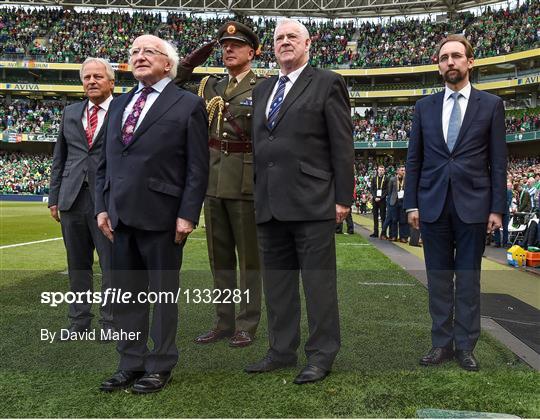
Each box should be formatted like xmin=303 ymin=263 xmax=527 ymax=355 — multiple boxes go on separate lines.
xmin=86 ymin=105 xmax=100 ymax=147
xmin=122 ymin=86 xmax=153 ymax=145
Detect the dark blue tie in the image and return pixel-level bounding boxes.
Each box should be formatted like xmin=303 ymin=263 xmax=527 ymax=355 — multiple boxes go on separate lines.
xmin=447 ymin=91 xmax=462 ymax=152
xmin=267 ymin=76 xmax=289 ymax=130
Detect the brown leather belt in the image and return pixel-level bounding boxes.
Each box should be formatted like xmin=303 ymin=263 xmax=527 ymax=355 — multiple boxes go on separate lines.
xmin=209 ymin=137 xmax=252 ymax=154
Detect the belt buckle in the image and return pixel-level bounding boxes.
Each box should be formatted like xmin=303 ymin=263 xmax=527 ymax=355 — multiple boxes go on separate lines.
xmin=220 ymin=140 xmax=229 ymax=156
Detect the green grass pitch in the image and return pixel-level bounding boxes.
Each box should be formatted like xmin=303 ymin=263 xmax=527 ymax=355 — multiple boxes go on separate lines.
xmin=0 ymin=202 xmax=538 ymax=417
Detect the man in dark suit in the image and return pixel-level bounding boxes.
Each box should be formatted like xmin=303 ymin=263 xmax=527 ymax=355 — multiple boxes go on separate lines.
xmin=370 ymin=165 xmax=388 ymax=238
xmin=245 ymin=19 xmax=354 ymax=384
xmin=405 ymin=35 xmax=507 ymax=371
xmin=96 ymin=35 xmax=209 ymax=393
xmin=387 ymin=165 xmax=409 ymax=242
xmin=49 ymin=57 xmax=115 ymax=339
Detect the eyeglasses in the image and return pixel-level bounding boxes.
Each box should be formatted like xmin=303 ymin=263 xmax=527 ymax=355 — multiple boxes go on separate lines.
xmin=129 ymin=47 xmax=167 ymax=58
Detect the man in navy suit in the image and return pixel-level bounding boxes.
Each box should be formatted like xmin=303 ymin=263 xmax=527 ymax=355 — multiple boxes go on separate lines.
xmin=96 ymin=35 xmax=209 ymax=393
xmin=404 ymin=35 xmax=507 ymax=371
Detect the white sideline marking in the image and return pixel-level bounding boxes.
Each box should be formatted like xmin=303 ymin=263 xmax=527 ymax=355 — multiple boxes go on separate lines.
xmin=0 ymin=237 xmax=63 ymax=249
xmin=338 ymin=243 xmax=371 ymax=246
xmin=358 ymin=282 xmax=416 ymax=286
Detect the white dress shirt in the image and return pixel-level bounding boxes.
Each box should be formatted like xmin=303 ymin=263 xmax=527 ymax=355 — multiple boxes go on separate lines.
xmin=82 ymin=95 xmax=113 ymax=141
xmin=265 ymin=63 xmax=309 ymax=118
xmin=122 ymin=77 xmax=171 ymax=130
xmin=442 ymin=82 xmax=470 ymax=143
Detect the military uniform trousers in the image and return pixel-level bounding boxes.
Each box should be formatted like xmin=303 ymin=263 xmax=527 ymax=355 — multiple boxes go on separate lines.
xmin=204 ymin=196 xmax=262 ymax=335
xmin=59 ymin=184 xmax=113 ymax=328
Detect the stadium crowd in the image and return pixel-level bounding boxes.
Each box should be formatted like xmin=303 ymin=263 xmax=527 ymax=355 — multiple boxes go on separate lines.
xmin=0 ymin=150 xmax=51 ymax=195
xmin=0 ymin=100 xmax=64 ymax=134
xmin=1 ymin=1 xmax=538 ymax=68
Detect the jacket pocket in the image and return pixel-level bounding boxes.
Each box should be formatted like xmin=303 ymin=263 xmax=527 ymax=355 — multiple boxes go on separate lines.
xmin=299 ymin=162 xmax=331 ymax=181
xmin=147 ymin=177 xmax=183 ymax=197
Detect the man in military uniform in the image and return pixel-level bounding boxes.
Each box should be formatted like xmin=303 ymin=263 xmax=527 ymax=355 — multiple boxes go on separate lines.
xmin=175 ymin=21 xmax=264 ymax=347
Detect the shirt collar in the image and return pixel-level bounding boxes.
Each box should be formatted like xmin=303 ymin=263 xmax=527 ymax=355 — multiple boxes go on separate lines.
xmin=230 ymin=69 xmax=251 ymax=85
xmin=88 ymin=95 xmax=113 ymax=112
xmin=279 ymin=63 xmax=308 ymax=84
xmin=444 ymin=82 xmax=471 ymax=101
xmin=136 ymin=77 xmax=171 ymax=94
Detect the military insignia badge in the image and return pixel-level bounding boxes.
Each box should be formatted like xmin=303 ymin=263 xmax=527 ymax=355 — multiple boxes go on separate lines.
xmin=240 ymin=97 xmax=253 ymax=106
xmin=227 ymin=25 xmax=236 ymax=34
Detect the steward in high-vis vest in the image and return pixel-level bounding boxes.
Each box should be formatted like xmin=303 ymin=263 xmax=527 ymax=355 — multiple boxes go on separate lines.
xmin=175 ymin=21 xmax=265 ymax=347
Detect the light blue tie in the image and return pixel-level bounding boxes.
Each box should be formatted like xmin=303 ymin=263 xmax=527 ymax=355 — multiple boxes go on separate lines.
xmin=446 ymin=91 xmax=462 ymax=152
xmin=267 ymin=76 xmax=289 ymax=130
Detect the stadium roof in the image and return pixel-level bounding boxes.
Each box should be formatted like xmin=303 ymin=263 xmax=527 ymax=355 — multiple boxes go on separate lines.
xmin=6 ymin=0 xmax=503 ymax=18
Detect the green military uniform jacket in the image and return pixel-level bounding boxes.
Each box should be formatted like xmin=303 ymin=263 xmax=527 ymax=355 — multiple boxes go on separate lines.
xmin=176 ymin=68 xmax=266 ymax=201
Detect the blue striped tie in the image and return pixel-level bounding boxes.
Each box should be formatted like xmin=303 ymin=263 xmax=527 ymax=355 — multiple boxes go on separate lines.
xmin=447 ymin=91 xmax=462 ymax=152
xmin=267 ymin=76 xmax=289 ymax=130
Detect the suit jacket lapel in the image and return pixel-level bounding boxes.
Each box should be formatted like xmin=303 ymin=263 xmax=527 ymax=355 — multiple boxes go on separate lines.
xmin=432 ymin=91 xmax=449 ymax=154
xmin=271 ymin=65 xmax=313 ymax=132
xmin=226 ymin=71 xmax=256 ymax=101
xmin=128 ymin=81 xmax=181 ymax=148
xmin=214 ymin=77 xmax=228 ymax=99
xmin=257 ymin=76 xmax=277 ymax=131
xmin=453 ymin=87 xmax=480 ymax=152
xmin=112 ymin=87 xmax=136 ymax=146
xmin=75 ymin=100 xmax=88 ymax=149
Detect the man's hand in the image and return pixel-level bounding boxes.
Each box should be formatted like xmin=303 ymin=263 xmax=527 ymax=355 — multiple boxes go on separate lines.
xmin=487 ymin=213 xmax=503 ymax=234
xmin=336 ymin=204 xmax=350 ymax=224
xmin=408 ymin=210 xmax=420 ymax=230
xmin=181 ymin=40 xmax=217 ymax=69
xmin=49 ymin=205 xmax=60 ymax=222
xmin=97 ymin=212 xmax=114 ymax=242
xmin=175 ymin=218 xmax=194 ymax=244
xmin=375 ymin=197 xmax=380 ymax=202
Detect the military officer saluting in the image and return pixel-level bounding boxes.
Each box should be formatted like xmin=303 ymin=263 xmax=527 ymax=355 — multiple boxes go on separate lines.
xmin=175 ymin=21 xmax=264 ymax=347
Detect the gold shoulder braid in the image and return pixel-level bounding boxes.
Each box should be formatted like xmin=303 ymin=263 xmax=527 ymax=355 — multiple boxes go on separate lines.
xmin=197 ymin=75 xmax=210 ymax=98
xmin=198 ymin=76 xmax=224 ymax=135
xmin=206 ymin=96 xmax=224 ymax=136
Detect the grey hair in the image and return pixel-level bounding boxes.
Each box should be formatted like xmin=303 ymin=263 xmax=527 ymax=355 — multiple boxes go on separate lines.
xmin=274 ymin=18 xmax=310 ymax=42
xmin=80 ymin=57 xmax=115 ymax=82
xmin=161 ymin=39 xmax=180 ymax=79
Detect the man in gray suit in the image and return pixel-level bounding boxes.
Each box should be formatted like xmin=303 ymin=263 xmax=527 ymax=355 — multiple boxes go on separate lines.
xmin=49 ymin=57 xmax=115 ymax=338
xmin=387 ymin=165 xmax=409 ymax=242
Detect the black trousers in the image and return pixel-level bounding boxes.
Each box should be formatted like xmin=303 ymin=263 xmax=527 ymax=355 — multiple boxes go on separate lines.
xmin=420 ymin=187 xmax=486 ymax=351
xmin=257 ymin=219 xmax=340 ymax=370
xmin=60 ymin=186 xmax=113 ymax=328
xmin=372 ymin=199 xmax=386 ymax=236
xmin=112 ymin=223 xmax=183 ymax=373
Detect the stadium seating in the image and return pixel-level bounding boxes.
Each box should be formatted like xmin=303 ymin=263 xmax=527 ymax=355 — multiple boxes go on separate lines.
xmin=0 ymin=2 xmax=538 ymax=68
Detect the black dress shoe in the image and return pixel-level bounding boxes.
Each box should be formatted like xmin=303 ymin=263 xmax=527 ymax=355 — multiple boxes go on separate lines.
xmin=194 ymin=329 xmax=233 ymax=344
xmin=293 ymin=365 xmax=329 ymax=384
xmin=100 ymin=370 xmax=145 ymax=392
xmin=132 ymin=372 xmax=172 ymax=394
xmin=369 ymin=233 xmax=378 ymax=238
xmin=419 ymin=347 xmax=454 ymax=366
xmin=456 ymin=350 xmax=479 ymax=371
xmin=244 ymin=356 xmax=296 ymax=373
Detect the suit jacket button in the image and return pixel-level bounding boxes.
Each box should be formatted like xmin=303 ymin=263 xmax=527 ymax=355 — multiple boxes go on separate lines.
xmin=225 ymin=102 xmax=230 ymax=106
xmin=122 ymin=151 xmax=128 ymax=157
xmin=223 ymin=117 xmax=228 ymax=122
xmin=268 ymin=162 xmax=274 ymax=167
xmin=247 ymin=113 xmax=251 ymax=118
xmin=223 ymin=132 xmax=228 ymax=138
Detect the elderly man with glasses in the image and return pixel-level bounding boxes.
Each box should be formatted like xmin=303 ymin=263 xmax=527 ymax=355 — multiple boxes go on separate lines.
xmin=96 ymin=34 xmax=209 ymax=394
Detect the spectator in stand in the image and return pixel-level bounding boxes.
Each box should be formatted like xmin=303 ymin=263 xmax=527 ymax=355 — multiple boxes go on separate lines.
xmin=0 ymin=150 xmax=51 ymax=195
xmin=369 ymin=165 xmax=388 ymax=238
